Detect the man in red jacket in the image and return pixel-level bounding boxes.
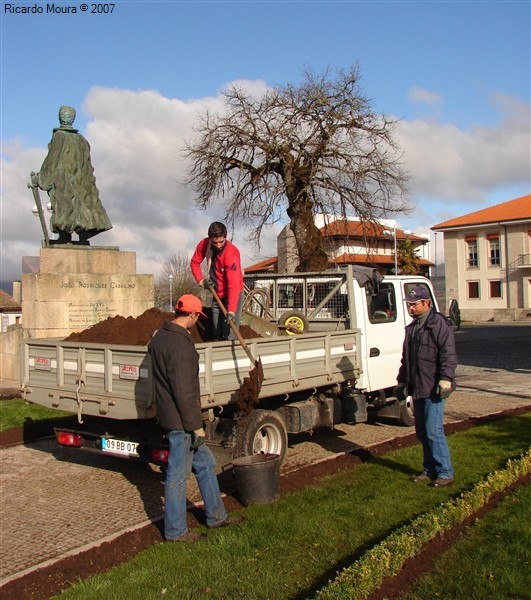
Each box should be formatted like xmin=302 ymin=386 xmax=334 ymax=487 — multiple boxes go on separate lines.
xmin=191 ymin=222 xmax=244 ymax=341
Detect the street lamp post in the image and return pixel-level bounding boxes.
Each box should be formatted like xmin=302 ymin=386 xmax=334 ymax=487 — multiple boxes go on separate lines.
xmin=383 ymin=221 xmax=398 ymax=275
xmin=168 ymin=274 xmax=173 ymax=312
xmin=433 ymin=232 xmax=438 ymax=280
xmin=392 ymin=221 xmax=397 ymax=275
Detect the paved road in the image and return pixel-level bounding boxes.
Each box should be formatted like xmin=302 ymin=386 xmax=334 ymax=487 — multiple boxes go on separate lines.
xmin=455 ymin=322 xmax=531 ymax=371
xmin=1 ymin=323 xmax=530 ymax=586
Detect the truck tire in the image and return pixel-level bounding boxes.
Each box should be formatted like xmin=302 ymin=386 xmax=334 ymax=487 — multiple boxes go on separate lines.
xmin=279 ymin=311 xmax=309 ymax=335
xmin=233 ymin=409 xmax=288 ymax=462
xmin=398 ymin=397 xmax=415 ymax=427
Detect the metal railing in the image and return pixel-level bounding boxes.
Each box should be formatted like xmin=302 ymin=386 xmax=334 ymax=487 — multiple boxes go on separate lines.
xmin=501 ymin=253 xmax=531 ymax=278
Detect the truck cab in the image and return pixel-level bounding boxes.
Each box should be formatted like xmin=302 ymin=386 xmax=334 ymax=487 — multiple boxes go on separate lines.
xmin=243 ymin=267 xmax=440 ymax=426
xmin=359 ymin=276 xmax=438 ymax=391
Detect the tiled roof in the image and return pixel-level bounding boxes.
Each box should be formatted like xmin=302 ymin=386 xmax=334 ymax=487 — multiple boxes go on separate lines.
xmin=244 ymin=257 xmax=278 ymax=273
xmin=0 ymin=289 xmax=21 ymax=311
xmin=321 ymin=220 xmax=426 ymax=241
xmin=332 ymin=253 xmax=433 ymax=267
xmin=244 ymin=253 xmax=433 ymax=271
xmin=432 ymin=194 xmax=531 ymax=230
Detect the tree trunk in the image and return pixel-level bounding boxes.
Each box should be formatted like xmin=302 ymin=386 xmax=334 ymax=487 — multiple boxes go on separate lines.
xmin=287 ymin=195 xmax=329 ymax=272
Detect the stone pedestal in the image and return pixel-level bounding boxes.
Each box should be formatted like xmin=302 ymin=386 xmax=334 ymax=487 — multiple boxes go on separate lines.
xmin=22 ymin=246 xmax=154 ymax=339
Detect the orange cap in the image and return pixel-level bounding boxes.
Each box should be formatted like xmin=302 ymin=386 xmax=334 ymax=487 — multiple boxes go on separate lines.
xmin=175 ymin=294 xmax=207 ymax=318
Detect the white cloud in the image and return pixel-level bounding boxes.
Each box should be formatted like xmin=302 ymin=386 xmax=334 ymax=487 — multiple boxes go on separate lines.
xmin=408 ymin=86 xmax=442 ymax=107
xmin=1 ymin=83 xmax=529 ymax=289
xmin=0 ymin=82 xmax=274 ymax=289
xmin=397 ymin=94 xmax=530 ymax=203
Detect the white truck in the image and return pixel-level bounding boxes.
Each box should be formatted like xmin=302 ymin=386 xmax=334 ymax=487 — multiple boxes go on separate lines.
xmin=20 ymin=266 xmax=439 ymax=465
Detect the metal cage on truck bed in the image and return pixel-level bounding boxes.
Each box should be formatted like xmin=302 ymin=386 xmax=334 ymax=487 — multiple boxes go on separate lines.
xmin=243 ymin=265 xmax=382 ymax=333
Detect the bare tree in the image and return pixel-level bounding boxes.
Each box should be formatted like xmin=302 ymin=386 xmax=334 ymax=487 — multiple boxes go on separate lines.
xmin=185 ymin=64 xmax=411 ymax=271
xmin=154 ymin=253 xmax=201 ymax=311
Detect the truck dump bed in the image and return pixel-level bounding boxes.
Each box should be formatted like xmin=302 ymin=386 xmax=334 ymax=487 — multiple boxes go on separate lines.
xmin=21 ymin=330 xmax=362 ymax=421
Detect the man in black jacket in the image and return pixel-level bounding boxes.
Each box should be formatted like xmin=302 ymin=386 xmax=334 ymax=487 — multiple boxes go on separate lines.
xmin=396 ymin=286 xmax=457 ymax=487
xmin=149 ymin=294 xmax=236 ymax=541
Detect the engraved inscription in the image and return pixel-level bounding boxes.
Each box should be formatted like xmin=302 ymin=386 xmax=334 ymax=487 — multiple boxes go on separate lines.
xmin=68 ymin=301 xmax=117 ymax=328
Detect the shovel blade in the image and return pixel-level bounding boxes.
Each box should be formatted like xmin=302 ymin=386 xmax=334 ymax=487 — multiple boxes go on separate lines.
xmin=237 ymin=357 xmax=264 ymax=414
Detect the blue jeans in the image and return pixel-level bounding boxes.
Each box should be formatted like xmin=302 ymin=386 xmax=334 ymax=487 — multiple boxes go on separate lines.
xmin=413 ymin=397 xmax=454 ymax=480
xmin=164 ymin=430 xmax=227 ymax=540
xmin=212 ymin=291 xmax=244 ymax=341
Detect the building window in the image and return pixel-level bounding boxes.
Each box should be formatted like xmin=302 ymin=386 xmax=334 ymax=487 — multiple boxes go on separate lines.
xmin=489 ymin=280 xmax=502 ymax=298
xmin=487 ymin=235 xmax=501 ymax=266
xmin=467 ymin=281 xmax=480 ymax=299
xmin=466 ymin=238 xmax=478 ymax=268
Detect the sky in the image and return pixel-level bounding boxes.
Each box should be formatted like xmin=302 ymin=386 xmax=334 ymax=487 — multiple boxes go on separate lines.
xmin=1 ymin=0 xmax=530 ymax=292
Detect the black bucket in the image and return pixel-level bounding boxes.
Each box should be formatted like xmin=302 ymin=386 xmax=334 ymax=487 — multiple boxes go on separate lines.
xmin=232 ymin=453 xmax=281 ymax=506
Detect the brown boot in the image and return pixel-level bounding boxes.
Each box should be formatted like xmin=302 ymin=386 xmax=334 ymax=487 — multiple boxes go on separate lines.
xmin=429 ymin=477 xmax=454 ymax=488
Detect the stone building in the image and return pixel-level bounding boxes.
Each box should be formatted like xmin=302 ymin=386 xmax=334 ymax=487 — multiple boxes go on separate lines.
xmin=247 ymin=217 xmax=433 ymax=275
xmin=432 ymin=194 xmax=531 ymax=322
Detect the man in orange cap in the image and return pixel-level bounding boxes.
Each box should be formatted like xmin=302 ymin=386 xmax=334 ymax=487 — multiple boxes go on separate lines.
xmin=148 ymin=294 xmax=239 ymax=541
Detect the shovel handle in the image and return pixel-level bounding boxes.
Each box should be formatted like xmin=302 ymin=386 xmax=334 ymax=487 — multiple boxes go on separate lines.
xmin=210 ymin=287 xmax=257 ymax=365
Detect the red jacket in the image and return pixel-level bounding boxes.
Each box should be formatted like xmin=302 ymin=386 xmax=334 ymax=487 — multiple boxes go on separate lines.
xmin=190 ymin=238 xmax=244 ymax=313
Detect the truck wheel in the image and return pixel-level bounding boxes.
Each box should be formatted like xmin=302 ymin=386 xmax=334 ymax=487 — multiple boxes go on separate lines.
xmin=279 ymin=311 xmax=309 ymax=335
xmin=398 ymin=397 xmax=415 ymax=427
xmin=234 ymin=409 xmax=288 ymax=462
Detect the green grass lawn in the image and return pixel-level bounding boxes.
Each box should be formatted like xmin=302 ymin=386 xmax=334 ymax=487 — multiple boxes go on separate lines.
xmin=47 ymin=412 xmax=529 ymax=600
xmin=0 ymin=398 xmax=72 ymax=431
xmin=399 ymin=483 xmax=531 ymax=599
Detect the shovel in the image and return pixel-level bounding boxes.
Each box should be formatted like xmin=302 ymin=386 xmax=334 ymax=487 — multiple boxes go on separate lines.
xmin=210 ymin=287 xmax=264 ymax=412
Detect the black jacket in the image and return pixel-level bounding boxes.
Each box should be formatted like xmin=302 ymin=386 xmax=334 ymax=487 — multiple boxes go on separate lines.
xmin=397 ymin=309 xmax=457 ymax=400
xmin=147 ymin=321 xmax=203 ymax=432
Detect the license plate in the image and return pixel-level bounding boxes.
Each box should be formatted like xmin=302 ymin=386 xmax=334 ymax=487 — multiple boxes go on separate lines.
xmin=101 ymin=437 xmax=139 ymax=457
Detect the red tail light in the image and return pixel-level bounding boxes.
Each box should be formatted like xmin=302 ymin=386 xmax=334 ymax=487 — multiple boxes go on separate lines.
xmin=152 ymin=448 xmax=169 ymax=463
xmin=56 ymin=431 xmax=83 ymax=447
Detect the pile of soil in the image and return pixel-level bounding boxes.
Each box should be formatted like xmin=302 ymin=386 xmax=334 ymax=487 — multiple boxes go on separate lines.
xmin=64 ymin=307 xmax=260 ymax=346
xmin=63 ymin=307 xmax=264 ymax=407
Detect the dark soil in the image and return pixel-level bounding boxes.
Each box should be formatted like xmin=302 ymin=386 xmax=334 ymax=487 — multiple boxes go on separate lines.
xmin=0 ymin=406 xmax=529 ymax=600
xmin=63 ymin=306 xmax=264 ymax=404
xmin=63 ymin=307 xmax=261 ymax=346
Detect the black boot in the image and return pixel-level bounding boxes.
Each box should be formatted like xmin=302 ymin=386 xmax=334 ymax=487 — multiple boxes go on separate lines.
xmin=56 ymin=231 xmax=72 ymax=244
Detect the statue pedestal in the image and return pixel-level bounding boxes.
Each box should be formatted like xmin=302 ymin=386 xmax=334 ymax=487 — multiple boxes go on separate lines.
xmin=22 ymin=246 xmax=154 ymax=339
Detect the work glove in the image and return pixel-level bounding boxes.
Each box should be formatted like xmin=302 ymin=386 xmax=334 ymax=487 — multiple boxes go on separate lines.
xmin=201 ymin=278 xmax=215 ymax=290
xmin=437 ymin=380 xmax=452 ymax=399
xmin=226 ymin=311 xmax=236 ymax=323
xmin=190 ymin=428 xmax=206 ymax=450
xmin=393 ymin=383 xmax=407 ymax=402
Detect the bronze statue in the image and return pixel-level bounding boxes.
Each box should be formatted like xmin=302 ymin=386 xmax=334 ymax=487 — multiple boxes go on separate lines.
xmin=38 ymin=105 xmax=112 ymax=244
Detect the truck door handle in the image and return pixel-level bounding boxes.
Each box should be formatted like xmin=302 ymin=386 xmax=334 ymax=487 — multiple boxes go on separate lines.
xmin=369 ymin=347 xmax=380 ymax=357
